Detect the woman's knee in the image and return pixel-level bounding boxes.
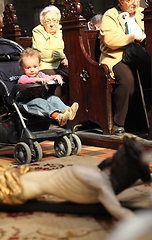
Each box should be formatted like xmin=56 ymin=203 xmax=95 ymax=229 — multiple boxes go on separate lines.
xmin=115 ymin=75 xmax=135 ymax=97
xmin=113 ymin=62 xmax=135 ymax=90
xmin=122 ymin=74 xmax=134 ymax=88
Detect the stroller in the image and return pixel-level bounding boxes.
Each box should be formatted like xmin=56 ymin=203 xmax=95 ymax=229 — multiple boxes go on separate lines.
xmin=0 ymin=38 xmax=82 ymax=165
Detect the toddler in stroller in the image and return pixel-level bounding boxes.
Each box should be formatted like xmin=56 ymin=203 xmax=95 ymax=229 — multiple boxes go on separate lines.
xmin=18 ymin=48 xmax=79 ymax=127
xmin=0 ymin=41 xmax=81 ymax=164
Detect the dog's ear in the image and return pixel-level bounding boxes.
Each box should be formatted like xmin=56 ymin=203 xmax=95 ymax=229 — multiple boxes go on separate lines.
xmin=123 ymin=136 xmax=151 ymax=182
xmin=123 ymin=136 xmax=145 ymax=162
xmin=98 ymin=157 xmax=113 ymax=170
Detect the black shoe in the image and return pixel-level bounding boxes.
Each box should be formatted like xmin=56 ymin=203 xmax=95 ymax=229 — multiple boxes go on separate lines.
xmin=113 ymin=125 xmax=125 ymax=136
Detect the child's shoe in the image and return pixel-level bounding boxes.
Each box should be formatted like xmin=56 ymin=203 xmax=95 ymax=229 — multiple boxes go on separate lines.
xmin=68 ymin=102 xmax=79 ymax=120
xmin=55 ymin=111 xmax=70 ymax=126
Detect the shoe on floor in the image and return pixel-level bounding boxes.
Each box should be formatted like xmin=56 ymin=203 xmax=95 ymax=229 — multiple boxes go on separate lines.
xmin=113 ymin=124 xmax=125 ymax=136
xmin=69 ymin=102 xmax=79 ymax=120
xmin=56 ymin=111 xmax=70 ymax=127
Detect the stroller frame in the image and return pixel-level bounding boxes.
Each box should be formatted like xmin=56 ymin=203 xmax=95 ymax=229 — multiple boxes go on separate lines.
xmin=0 ymin=79 xmax=82 ymax=165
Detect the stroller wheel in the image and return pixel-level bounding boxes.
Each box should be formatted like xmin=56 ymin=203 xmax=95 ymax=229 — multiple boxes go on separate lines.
xmin=14 ymin=142 xmax=31 ymax=165
xmin=54 ymin=136 xmax=71 ymax=157
xmin=70 ymin=134 xmax=82 ymax=155
xmin=31 ymin=141 xmax=43 ymax=162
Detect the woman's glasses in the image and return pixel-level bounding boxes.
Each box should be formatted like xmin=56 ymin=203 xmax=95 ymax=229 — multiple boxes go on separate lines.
xmin=124 ymin=0 xmax=140 ymax=3
xmin=44 ymin=19 xmax=59 ymax=24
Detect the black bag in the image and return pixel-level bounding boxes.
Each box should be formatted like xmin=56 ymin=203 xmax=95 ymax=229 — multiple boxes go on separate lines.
xmin=0 ymin=38 xmax=24 ymax=92
xmin=122 ymin=41 xmax=151 ymax=70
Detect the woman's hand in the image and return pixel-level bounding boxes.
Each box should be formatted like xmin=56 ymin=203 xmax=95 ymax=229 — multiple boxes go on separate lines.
xmin=54 ymin=74 xmax=64 ymax=85
xmin=134 ymin=33 xmax=146 ymax=42
xmin=61 ymin=58 xmax=68 ymax=67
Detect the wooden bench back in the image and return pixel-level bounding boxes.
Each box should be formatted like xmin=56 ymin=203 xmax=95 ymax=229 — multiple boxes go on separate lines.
xmin=17 ymin=37 xmax=32 ymax=49
xmin=84 ymin=30 xmax=101 ymax=62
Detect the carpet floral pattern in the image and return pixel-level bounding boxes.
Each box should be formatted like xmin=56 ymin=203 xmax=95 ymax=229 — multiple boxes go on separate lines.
xmin=0 ymin=212 xmax=116 ymax=239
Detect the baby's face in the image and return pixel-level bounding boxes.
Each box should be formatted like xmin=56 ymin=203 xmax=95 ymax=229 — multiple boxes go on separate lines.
xmin=22 ymin=56 xmax=40 ymax=78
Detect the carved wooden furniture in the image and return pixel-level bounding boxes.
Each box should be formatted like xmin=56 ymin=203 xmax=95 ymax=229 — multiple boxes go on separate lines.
xmin=1 ymin=4 xmax=32 ymax=49
xmin=2 ymin=4 xmax=22 ymax=42
xmin=61 ymin=0 xmax=115 ymax=135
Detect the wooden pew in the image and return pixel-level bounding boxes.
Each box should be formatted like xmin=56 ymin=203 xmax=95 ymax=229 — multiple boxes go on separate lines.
xmin=61 ymin=0 xmax=115 ymax=135
xmin=17 ymin=37 xmax=32 ymax=49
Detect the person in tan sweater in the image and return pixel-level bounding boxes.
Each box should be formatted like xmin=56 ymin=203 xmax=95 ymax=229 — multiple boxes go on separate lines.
xmin=99 ymin=0 xmax=150 ymax=135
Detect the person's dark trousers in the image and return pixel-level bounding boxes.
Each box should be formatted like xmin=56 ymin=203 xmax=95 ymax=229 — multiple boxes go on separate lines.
xmin=113 ymin=60 xmax=151 ymax=127
xmin=113 ymin=61 xmax=136 ymax=127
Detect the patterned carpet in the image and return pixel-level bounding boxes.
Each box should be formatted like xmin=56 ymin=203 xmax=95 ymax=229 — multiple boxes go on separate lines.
xmin=0 ymin=141 xmax=152 ymax=239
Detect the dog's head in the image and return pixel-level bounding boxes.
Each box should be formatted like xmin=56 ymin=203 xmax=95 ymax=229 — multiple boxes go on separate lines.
xmin=98 ymin=136 xmax=151 ymax=194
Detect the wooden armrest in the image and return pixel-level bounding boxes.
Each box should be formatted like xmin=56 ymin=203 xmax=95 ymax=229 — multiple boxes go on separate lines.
xmin=17 ymin=37 xmax=32 ymax=49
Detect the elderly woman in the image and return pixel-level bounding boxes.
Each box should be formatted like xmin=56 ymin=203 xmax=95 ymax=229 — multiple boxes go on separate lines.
xmin=99 ymin=0 xmax=151 ymax=135
xmin=32 ymin=5 xmax=68 ymax=102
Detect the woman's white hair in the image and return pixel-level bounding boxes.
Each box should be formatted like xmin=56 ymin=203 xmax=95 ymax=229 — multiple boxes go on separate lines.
xmin=40 ymin=5 xmax=61 ymax=25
